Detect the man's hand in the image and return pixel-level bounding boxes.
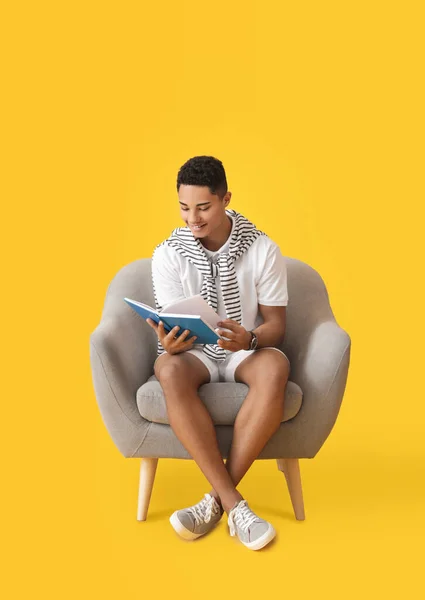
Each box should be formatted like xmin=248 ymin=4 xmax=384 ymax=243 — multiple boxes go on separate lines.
xmin=146 ymin=319 xmax=197 ymax=355
xmin=215 ymin=319 xmax=252 ymax=352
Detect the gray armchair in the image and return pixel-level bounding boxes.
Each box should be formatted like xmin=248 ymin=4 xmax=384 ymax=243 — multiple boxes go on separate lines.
xmin=89 ymin=257 xmax=351 ymax=522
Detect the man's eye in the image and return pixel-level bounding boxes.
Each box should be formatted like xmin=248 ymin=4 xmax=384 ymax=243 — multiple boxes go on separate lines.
xmin=181 ymin=207 xmax=210 ymax=211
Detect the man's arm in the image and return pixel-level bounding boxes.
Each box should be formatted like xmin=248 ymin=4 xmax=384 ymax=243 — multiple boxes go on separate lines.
xmin=251 ymin=240 xmax=288 ymax=349
xmin=251 ymin=304 xmax=286 ymax=349
xmin=151 ymin=245 xmax=186 ymax=310
xmin=215 ymin=305 xmax=286 ymax=353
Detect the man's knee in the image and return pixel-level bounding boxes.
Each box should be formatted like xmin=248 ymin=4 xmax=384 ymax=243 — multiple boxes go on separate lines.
xmin=235 ymin=350 xmax=289 ymax=387
xmin=155 ymin=353 xmax=186 ymax=383
xmin=155 ymin=352 xmax=209 ymax=389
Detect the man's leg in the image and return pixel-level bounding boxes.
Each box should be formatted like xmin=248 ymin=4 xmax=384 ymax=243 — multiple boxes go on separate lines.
xmin=208 ymin=349 xmax=290 ymax=499
xmin=155 ymin=352 xmax=243 ymax=513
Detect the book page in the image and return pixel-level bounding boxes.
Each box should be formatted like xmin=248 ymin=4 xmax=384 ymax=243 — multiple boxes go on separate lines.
xmin=161 ymin=295 xmax=221 ymax=329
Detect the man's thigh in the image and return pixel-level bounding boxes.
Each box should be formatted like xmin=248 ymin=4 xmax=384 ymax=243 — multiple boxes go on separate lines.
xmin=233 ymin=348 xmax=290 ymax=387
xmin=154 ymin=351 xmax=211 ymax=389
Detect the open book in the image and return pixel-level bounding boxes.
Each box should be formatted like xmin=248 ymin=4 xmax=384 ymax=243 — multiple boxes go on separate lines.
xmin=123 ymin=294 xmax=229 ymax=345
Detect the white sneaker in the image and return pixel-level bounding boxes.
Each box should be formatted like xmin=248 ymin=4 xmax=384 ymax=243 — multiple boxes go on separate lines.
xmin=170 ymin=493 xmax=223 ymax=540
xmin=228 ymin=499 xmax=276 ymax=550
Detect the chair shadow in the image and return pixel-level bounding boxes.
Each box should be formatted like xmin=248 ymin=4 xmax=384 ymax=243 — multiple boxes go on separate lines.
xmin=250 ymin=505 xmax=304 ymax=522
xmin=145 ymin=506 xmax=296 ymax=522
xmin=141 ymin=508 xmax=175 ymax=522
xmin=164 ymin=519 xmax=279 ymax=551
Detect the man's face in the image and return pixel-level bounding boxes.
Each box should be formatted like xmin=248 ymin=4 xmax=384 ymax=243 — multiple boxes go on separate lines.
xmin=178 ymin=184 xmax=229 ymax=238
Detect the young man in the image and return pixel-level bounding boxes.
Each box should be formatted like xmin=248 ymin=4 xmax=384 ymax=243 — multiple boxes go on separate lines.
xmin=146 ymin=155 xmax=290 ymax=551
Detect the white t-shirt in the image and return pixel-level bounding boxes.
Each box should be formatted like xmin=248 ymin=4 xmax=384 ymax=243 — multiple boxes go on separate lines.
xmin=151 ymin=215 xmax=288 ymax=350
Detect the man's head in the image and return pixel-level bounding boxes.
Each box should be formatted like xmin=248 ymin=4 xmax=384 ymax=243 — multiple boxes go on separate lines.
xmin=176 ymin=155 xmax=232 ymax=238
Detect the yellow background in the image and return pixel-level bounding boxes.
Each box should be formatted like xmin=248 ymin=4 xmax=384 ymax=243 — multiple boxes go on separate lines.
xmin=2 ymin=1 xmax=424 ymax=598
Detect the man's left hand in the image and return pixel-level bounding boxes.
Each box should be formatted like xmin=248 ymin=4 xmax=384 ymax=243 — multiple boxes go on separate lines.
xmin=215 ymin=319 xmax=252 ymax=352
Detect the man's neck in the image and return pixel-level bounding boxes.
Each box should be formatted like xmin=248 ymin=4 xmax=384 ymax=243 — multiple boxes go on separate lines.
xmin=201 ymin=215 xmax=233 ymax=252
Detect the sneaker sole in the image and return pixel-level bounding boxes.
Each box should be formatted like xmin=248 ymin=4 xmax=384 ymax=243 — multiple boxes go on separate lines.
xmin=242 ymin=524 xmax=277 ymax=550
xmin=169 ymin=512 xmax=204 ymax=540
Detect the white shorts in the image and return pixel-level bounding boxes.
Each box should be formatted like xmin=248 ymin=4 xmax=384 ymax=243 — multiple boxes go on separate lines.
xmin=154 ymin=346 xmax=290 ymax=383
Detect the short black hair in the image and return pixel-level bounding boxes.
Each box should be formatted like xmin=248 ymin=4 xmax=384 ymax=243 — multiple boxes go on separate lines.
xmin=176 ymin=155 xmax=228 ymax=199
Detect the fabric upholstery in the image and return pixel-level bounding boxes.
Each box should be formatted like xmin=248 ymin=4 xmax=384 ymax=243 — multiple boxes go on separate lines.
xmin=89 ymin=257 xmax=351 ymax=459
xmin=137 ymin=377 xmax=303 ymax=425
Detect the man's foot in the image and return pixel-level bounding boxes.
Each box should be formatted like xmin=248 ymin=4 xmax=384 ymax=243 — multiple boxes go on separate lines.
xmin=170 ymin=493 xmax=224 ymax=540
xmin=227 ymin=499 xmax=276 ymax=550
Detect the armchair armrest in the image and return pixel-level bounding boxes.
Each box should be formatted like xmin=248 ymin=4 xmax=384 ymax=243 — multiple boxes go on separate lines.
xmin=89 ymin=314 xmax=155 ymax=457
xmin=275 ymin=319 xmax=351 ymax=457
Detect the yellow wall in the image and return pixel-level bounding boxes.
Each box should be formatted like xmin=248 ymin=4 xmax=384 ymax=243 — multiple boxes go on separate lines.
xmin=2 ymin=1 xmax=424 ymax=598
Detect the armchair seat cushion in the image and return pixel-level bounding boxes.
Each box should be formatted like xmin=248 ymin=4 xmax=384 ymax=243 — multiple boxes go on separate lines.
xmin=136 ymin=376 xmax=303 ymax=425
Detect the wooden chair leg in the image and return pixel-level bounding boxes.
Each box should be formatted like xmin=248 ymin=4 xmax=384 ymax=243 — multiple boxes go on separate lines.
xmin=276 ymin=458 xmax=306 ymax=521
xmin=137 ymin=458 xmax=158 ymax=521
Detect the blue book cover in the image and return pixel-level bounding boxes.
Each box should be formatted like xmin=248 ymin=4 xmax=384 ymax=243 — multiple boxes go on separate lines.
xmin=123 ymin=297 xmax=222 ymax=345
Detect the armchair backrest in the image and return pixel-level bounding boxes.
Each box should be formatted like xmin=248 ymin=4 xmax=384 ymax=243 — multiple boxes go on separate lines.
xmin=100 ymin=256 xmax=337 ymax=367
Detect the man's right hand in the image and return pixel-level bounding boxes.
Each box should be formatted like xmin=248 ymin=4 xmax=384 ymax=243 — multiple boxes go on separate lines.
xmin=146 ymin=319 xmax=198 ymax=354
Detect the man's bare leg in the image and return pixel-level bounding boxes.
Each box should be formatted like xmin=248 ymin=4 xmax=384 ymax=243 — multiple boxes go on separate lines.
xmin=208 ymin=350 xmax=290 ymax=501
xmin=155 ymin=352 xmax=243 ymax=513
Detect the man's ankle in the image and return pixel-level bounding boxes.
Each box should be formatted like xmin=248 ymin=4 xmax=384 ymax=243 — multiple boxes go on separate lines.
xmin=209 ymin=491 xmax=224 ymax=511
xmin=222 ymin=493 xmax=244 ymax=515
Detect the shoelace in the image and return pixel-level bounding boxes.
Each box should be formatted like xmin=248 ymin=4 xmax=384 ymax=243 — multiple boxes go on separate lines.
xmin=228 ymin=500 xmax=258 ymax=537
xmin=188 ymin=494 xmax=219 ymax=525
